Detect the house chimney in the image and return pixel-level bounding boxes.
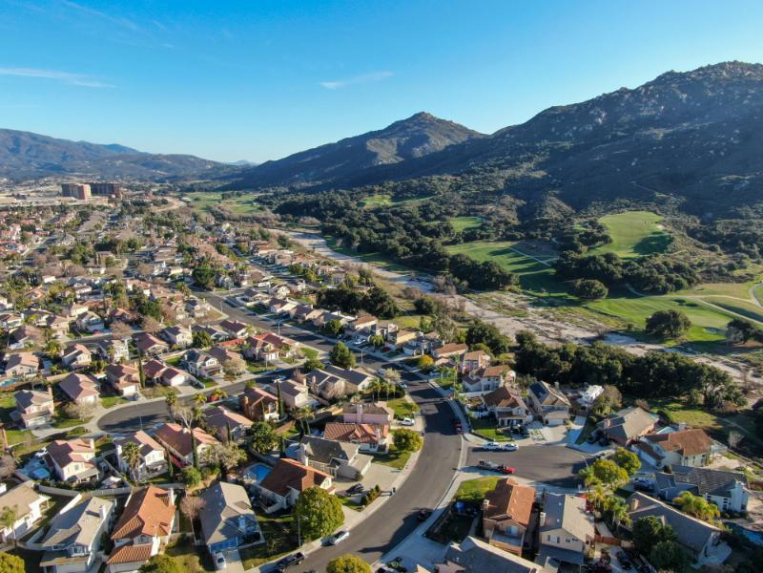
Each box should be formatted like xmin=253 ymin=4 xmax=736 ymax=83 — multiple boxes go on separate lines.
xmin=356 ymin=403 xmax=364 ymax=424
xmin=298 ymin=443 xmax=309 ymax=466
xmin=677 ymin=422 xmax=687 ymax=432
xmin=539 ymin=511 xmax=547 ymax=525
xmin=482 ymin=499 xmax=490 ymax=512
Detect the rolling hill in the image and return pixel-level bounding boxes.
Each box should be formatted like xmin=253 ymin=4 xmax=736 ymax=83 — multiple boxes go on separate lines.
xmin=0 ymin=128 xmax=223 ymax=181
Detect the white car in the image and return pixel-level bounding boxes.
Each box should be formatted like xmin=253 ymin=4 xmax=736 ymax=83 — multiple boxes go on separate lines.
xmin=502 ymin=442 xmax=519 ymax=451
xmin=482 ymin=442 xmax=502 ymax=451
xmin=328 ymin=530 xmax=350 ymax=545
xmin=399 ymin=417 xmax=415 ymax=426
xmin=213 ymin=553 xmax=226 ymax=570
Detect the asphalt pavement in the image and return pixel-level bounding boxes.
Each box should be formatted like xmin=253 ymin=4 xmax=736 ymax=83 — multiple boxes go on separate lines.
xmin=465 ymin=443 xmax=593 ymax=489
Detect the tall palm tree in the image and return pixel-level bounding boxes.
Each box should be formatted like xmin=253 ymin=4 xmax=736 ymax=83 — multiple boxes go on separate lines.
xmin=121 ymin=442 xmax=142 ymax=482
xmin=194 ymin=393 xmax=208 ymax=407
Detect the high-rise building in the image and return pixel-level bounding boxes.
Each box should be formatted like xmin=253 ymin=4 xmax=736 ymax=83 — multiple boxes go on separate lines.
xmin=61 ymin=183 xmax=91 ymax=200
xmin=88 ymin=183 xmax=122 ymax=198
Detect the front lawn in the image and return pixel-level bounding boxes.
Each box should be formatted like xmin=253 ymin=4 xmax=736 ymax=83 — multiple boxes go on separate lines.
xmin=101 ymin=396 xmax=128 ymax=409
xmin=470 ymin=417 xmax=509 ymax=441
xmin=373 ymin=444 xmax=412 ymax=471
xmin=387 ymin=398 xmax=419 ymax=420
xmin=455 ymin=476 xmax=501 ymax=502
xmin=52 ymin=415 xmax=90 ymax=429
xmin=239 ymin=512 xmax=299 ymax=570
xmin=166 ymin=537 xmax=213 ymax=572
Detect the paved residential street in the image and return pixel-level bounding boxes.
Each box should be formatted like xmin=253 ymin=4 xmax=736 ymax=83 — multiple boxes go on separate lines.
xmin=465 ymin=444 xmax=593 ymax=489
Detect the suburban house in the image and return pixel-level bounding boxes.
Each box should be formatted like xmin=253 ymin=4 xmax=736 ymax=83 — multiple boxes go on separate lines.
xmin=653 ymin=465 xmax=749 ymax=513
xmin=57 ymin=372 xmax=100 ymax=406
xmin=97 ymin=338 xmax=130 ymax=363
xmin=161 ymin=325 xmax=193 ymax=348
xmin=528 ymin=381 xmax=571 ymax=426
xmin=463 ymin=365 xmax=516 ymax=395
xmin=597 ymin=406 xmax=659 ymax=446
xmin=107 ymin=486 xmax=176 ymax=573
xmin=204 ymin=406 xmax=253 ymax=443
xmin=256 ymin=458 xmax=333 ymax=513
xmin=350 ymin=315 xmax=378 ymax=333
xmin=153 ymin=423 xmax=220 ymax=467
xmin=46 ymin=439 xmax=99 ymax=484
xmin=61 ymin=343 xmax=93 ymax=369
xmin=461 ymin=350 xmax=492 ymax=374
xmin=4 ymin=351 xmax=39 ymax=378
xmin=160 ymin=367 xmax=187 ymax=387
xmin=9 ymin=325 xmax=44 ymax=349
xmin=76 ymin=311 xmax=105 ymax=334
xmin=577 ymin=385 xmax=605 ymax=410
xmin=387 ymin=329 xmax=418 ymax=351
xmin=39 ymin=496 xmax=115 ymax=573
xmin=115 ymin=431 xmax=168 ymax=480
xmin=183 ymin=349 xmax=222 ymax=378
xmin=290 ymin=436 xmax=373 ymax=479
xmin=626 ymin=492 xmax=725 ymax=563
xmin=133 ymin=333 xmax=169 ymax=356
xmin=209 ymin=345 xmax=244 ymax=369
xmin=0 ymin=481 xmax=49 ymax=542
xmin=244 ymin=332 xmax=299 ymax=361
xmin=433 ymin=342 xmax=469 ymax=360
xmin=14 ymin=387 xmax=54 ymax=428
xmin=220 ymin=319 xmax=249 ymax=338
xmin=272 ymin=379 xmax=313 ymax=410
xmin=637 ymin=428 xmax=716 ymax=468
xmin=482 ymin=478 xmax=536 ymax=556
xmin=200 ymin=482 xmax=263 ymax=553
xmin=105 ymin=363 xmax=141 ymax=396
xmin=440 ymin=536 xmax=546 ymax=573
xmin=481 ymin=387 xmax=532 ymax=428
xmin=537 ymin=493 xmax=594 ymax=568
xmin=323 ymin=422 xmax=390 ymax=453
xmin=142 ymin=359 xmax=168 ymax=385
xmin=240 ymin=386 xmax=280 ymax=422
xmin=342 ymin=402 xmax=394 ymax=426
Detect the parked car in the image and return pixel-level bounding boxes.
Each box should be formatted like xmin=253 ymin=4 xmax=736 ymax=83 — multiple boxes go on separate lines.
xmin=502 ymin=442 xmax=519 ymax=451
xmin=213 ymin=553 xmax=226 ymax=570
xmin=481 ymin=442 xmax=502 ymax=451
xmin=478 ymin=460 xmax=499 ymax=471
xmin=346 ymin=483 xmax=365 ymax=495
xmin=417 ymin=509 xmax=432 ymax=522
xmin=497 ymin=465 xmax=516 ymax=474
xmin=274 ymin=552 xmax=305 ymax=571
xmin=327 ymin=530 xmax=350 ymax=545
xmin=617 ymin=550 xmax=632 ymax=570
xmin=399 ymin=417 xmax=415 ymax=426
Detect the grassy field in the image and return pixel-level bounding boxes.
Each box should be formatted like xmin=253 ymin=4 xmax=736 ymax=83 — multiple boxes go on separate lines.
xmin=589 ymin=211 xmax=671 ymax=258
xmin=454 ymin=476 xmax=501 ymax=502
xmin=450 ymin=216 xmax=482 ymax=232
xmin=240 ymin=513 xmax=298 ymax=570
xmin=470 ymin=417 xmax=510 ymax=441
xmin=587 ymin=293 xmax=736 ymax=342
xmin=445 ymin=240 xmax=571 ymax=297
xmin=325 ymin=237 xmax=412 ymax=273
xmin=361 ymin=194 xmax=432 ymax=209
xmin=184 ymin=192 xmax=262 ymax=215
xmin=392 ymin=314 xmax=426 ymax=330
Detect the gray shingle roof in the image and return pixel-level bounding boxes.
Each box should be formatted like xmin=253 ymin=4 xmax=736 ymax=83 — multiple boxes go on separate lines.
xmin=655 ymin=465 xmax=747 ymax=499
xmin=199 ymin=481 xmax=258 ymax=546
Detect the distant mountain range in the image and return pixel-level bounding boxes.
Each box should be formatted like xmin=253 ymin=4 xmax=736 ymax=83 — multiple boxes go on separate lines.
xmin=227 ymin=61 xmax=763 ymax=215
xmin=230 ymin=112 xmax=483 ymax=191
xmin=0 ymin=129 xmax=224 ymax=181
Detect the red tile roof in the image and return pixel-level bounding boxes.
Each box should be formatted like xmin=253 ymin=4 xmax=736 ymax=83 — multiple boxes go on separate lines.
xmin=111 ymin=486 xmax=175 ymax=540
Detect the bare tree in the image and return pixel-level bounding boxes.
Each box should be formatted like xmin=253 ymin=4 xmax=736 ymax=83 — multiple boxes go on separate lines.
xmin=110 ymin=321 xmax=133 ymax=338
xmin=141 ymin=316 xmax=163 ymax=333
xmin=180 ymin=495 xmax=206 ymax=539
xmin=63 ymin=401 xmax=94 ymax=421
xmin=0 ymin=455 xmax=17 ymax=480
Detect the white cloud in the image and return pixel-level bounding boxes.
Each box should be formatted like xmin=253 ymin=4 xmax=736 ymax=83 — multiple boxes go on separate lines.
xmin=60 ymin=0 xmax=140 ymax=32
xmin=320 ymin=70 xmax=393 ymax=90
xmin=0 ymin=67 xmax=113 ymax=88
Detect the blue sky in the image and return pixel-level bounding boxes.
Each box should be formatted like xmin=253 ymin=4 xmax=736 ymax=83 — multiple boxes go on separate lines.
xmin=1 ymin=0 xmax=762 ymax=163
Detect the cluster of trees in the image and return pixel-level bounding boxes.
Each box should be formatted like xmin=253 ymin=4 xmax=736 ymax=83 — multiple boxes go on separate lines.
xmin=555 ymin=252 xmax=699 ymax=294
xmin=514 ymin=332 xmax=745 ymax=408
xmin=633 ymin=517 xmax=689 ymax=573
xmin=317 ymin=284 xmax=399 ymax=319
xmin=275 ymin=191 xmax=517 ymax=290
xmin=645 ymin=309 xmax=691 ymax=339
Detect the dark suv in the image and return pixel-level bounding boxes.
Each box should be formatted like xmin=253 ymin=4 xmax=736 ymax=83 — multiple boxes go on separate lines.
xmin=274 ymin=552 xmax=305 ymax=571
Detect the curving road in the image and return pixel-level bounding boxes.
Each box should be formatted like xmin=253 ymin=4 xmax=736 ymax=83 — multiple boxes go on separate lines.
xmin=99 ymin=290 xmax=463 ymax=572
